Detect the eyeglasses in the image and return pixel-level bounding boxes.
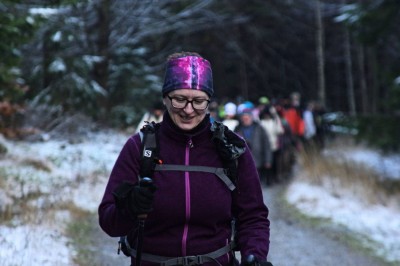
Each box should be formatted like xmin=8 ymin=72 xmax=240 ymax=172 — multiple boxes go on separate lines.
xmin=167 ymin=95 xmax=210 ymax=110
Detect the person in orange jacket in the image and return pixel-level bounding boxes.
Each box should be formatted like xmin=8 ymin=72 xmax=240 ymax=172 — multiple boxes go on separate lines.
xmin=282 ymin=92 xmax=304 ymax=150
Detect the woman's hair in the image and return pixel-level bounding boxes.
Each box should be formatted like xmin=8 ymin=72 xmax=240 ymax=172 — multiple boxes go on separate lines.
xmin=167 ymin=52 xmax=202 ymax=61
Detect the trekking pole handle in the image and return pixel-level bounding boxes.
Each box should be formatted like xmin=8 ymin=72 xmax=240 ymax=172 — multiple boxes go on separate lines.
xmin=138 ymin=177 xmax=153 ymax=219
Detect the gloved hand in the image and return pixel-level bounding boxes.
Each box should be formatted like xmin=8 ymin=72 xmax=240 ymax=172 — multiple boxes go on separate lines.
xmin=130 ymin=179 xmax=157 ymax=215
xmin=113 ymin=178 xmax=157 ymax=217
xmin=243 ymin=255 xmax=273 ymax=266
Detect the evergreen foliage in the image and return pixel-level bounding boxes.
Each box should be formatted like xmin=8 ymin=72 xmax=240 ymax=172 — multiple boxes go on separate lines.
xmin=1 ymin=0 xmax=400 ymax=132
xmin=355 ymin=115 xmax=400 ymax=152
xmin=0 ymin=1 xmax=38 ymax=102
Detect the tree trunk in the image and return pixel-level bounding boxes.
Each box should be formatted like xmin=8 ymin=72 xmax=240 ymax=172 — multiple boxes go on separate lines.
xmin=342 ymin=0 xmax=356 ymax=116
xmin=42 ymin=29 xmax=53 ymax=89
xmin=315 ymin=0 xmax=326 ymax=108
xmin=367 ymin=46 xmax=378 ymax=114
xmin=93 ymin=0 xmax=110 ymax=113
xmin=240 ymin=59 xmax=249 ymax=100
xmin=356 ymin=0 xmax=369 ymax=115
xmin=356 ymin=43 xmax=368 ymax=114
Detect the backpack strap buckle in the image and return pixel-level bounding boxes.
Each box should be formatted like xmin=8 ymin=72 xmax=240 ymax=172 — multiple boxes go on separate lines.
xmin=168 ymin=255 xmax=203 ymax=266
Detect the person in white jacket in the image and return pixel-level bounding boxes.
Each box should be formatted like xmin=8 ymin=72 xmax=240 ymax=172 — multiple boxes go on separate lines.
xmin=303 ymin=101 xmax=316 ymax=146
xmin=260 ymin=105 xmax=284 ymax=184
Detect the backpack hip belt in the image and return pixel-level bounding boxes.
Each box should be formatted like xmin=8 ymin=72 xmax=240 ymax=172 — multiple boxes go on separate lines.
xmin=121 ymin=236 xmax=236 ymax=266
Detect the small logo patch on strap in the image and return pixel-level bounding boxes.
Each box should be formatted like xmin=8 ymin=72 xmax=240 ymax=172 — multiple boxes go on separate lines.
xmin=144 ymin=149 xmax=152 ymax=157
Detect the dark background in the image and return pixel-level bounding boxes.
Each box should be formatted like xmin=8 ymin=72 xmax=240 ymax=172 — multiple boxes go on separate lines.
xmin=1 ymin=0 xmax=400 ymax=135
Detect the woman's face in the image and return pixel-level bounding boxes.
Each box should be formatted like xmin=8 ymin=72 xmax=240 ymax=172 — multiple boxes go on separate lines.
xmin=164 ymin=89 xmax=209 ymax=131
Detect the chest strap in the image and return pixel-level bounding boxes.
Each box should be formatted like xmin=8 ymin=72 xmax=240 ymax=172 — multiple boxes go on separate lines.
xmin=154 ymin=164 xmax=235 ymax=191
xmin=122 ymin=236 xmax=235 ymax=266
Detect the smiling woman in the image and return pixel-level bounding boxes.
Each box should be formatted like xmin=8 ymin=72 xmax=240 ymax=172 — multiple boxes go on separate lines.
xmin=98 ymin=52 xmax=272 ymax=266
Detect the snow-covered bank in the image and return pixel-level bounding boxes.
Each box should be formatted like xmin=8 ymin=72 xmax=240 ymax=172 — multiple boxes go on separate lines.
xmin=324 ymin=147 xmax=400 ymax=180
xmin=0 ymin=130 xmax=399 ymax=265
xmin=0 ymin=130 xmax=128 ymax=265
xmin=286 ymin=148 xmax=400 ymax=264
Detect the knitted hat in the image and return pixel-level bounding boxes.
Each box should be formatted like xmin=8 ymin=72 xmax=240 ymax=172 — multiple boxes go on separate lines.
xmin=240 ymin=108 xmax=253 ymax=116
xmin=237 ymin=101 xmax=254 ymax=114
xmin=258 ymin=96 xmax=269 ymax=105
xmin=162 ymin=55 xmax=213 ymax=97
xmin=224 ymin=102 xmax=237 ymax=116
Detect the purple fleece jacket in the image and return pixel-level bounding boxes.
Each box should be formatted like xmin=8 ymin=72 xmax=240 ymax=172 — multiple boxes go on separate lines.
xmin=98 ymin=113 xmax=270 ymax=265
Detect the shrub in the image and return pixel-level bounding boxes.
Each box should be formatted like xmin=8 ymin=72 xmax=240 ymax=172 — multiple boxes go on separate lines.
xmin=355 ymin=115 xmax=400 ymax=152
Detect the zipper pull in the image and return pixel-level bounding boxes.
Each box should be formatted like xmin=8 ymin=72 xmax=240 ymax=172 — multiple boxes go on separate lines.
xmin=188 ymin=139 xmax=194 ymax=148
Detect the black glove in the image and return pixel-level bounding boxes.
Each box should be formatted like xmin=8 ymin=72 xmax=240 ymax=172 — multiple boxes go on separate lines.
xmin=113 ymin=178 xmax=157 ymax=217
xmin=243 ymin=255 xmax=273 ymax=266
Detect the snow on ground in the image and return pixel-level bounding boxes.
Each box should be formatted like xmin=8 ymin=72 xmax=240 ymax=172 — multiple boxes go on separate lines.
xmin=0 ymin=130 xmax=399 ymax=265
xmin=0 ymin=223 xmax=72 ymax=266
xmin=323 ymin=147 xmax=400 ymax=180
xmin=287 ymin=181 xmax=400 ymax=263
xmin=287 ymin=146 xmax=400 ymax=264
xmin=0 ymin=130 xmax=128 ymax=266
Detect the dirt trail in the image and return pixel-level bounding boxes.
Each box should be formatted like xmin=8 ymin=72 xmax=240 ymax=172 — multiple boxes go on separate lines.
xmin=91 ymin=183 xmax=389 ymax=266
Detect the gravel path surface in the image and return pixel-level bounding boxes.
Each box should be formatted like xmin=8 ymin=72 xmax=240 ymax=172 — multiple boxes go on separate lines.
xmin=92 ymin=183 xmax=389 ymax=266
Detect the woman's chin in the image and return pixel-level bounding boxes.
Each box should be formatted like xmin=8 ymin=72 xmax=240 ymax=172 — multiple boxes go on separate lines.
xmin=177 ymin=122 xmax=195 ymax=131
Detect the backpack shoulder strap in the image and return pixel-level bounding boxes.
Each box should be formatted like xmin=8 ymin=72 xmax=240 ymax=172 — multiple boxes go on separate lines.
xmin=139 ymin=121 xmax=160 ymax=178
xmin=211 ymin=121 xmax=246 ymax=186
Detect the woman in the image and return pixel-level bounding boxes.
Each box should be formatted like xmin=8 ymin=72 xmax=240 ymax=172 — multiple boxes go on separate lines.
xmin=98 ymin=52 xmax=271 ymax=266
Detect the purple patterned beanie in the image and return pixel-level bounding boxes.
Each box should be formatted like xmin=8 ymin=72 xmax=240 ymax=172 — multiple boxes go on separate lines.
xmin=162 ymin=55 xmax=214 ymax=97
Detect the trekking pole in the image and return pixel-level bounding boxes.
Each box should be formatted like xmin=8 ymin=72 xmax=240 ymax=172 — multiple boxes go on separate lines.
xmin=136 ymin=177 xmax=153 ymax=266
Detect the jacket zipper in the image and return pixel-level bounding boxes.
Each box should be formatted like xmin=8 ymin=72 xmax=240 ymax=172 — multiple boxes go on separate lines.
xmin=181 ymin=138 xmax=193 ymax=256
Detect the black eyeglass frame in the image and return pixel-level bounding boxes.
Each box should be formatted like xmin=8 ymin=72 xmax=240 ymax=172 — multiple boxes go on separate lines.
xmin=167 ymin=95 xmax=210 ymax=110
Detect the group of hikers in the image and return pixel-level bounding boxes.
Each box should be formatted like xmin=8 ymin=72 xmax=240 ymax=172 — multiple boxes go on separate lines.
xmin=218 ymin=92 xmax=326 ymax=186
xmin=98 ymin=51 xmax=326 ymax=266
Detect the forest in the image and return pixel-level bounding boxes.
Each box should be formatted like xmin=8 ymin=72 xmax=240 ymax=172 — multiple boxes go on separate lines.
xmin=1 ymin=0 xmax=400 ymax=150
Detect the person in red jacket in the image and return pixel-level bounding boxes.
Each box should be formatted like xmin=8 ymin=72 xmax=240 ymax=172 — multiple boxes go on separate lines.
xmin=282 ymin=92 xmax=304 ymax=150
xmin=98 ymin=52 xmax=272 ymax=266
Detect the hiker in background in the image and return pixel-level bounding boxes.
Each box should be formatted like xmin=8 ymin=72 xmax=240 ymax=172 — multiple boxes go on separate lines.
xmin=302 ymin=101 xmax=317 ymax=150
xmin=260 ymin=104 xmax=284 ymax=185
xmin=234 ymin=108 xmax=272 ymax=186
xmin=135 ymin=101 xmax=164 ymax=132
xmin=282 ymin=92 xmax=304 ymax=151
xmin=313 ymin=101 xmax=328 ymax=150
xmin=98 ymin=52 xmax=271 ymax=266
xmin=253 ymin=96 xmax=270 ymax=121
xmin=222 ymin=101 xmax=239 ymax=131
xmin=275 ymin=102 xmax=296 ymax=181
xmin=208 ymin=100 xmax=220 ymax=123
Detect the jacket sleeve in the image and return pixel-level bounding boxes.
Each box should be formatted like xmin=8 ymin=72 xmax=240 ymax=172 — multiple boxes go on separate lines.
xmin=98 ymin=134 xmax=142 ymax=237
xmin=232 ymin=142 xmax=270 ymax=262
